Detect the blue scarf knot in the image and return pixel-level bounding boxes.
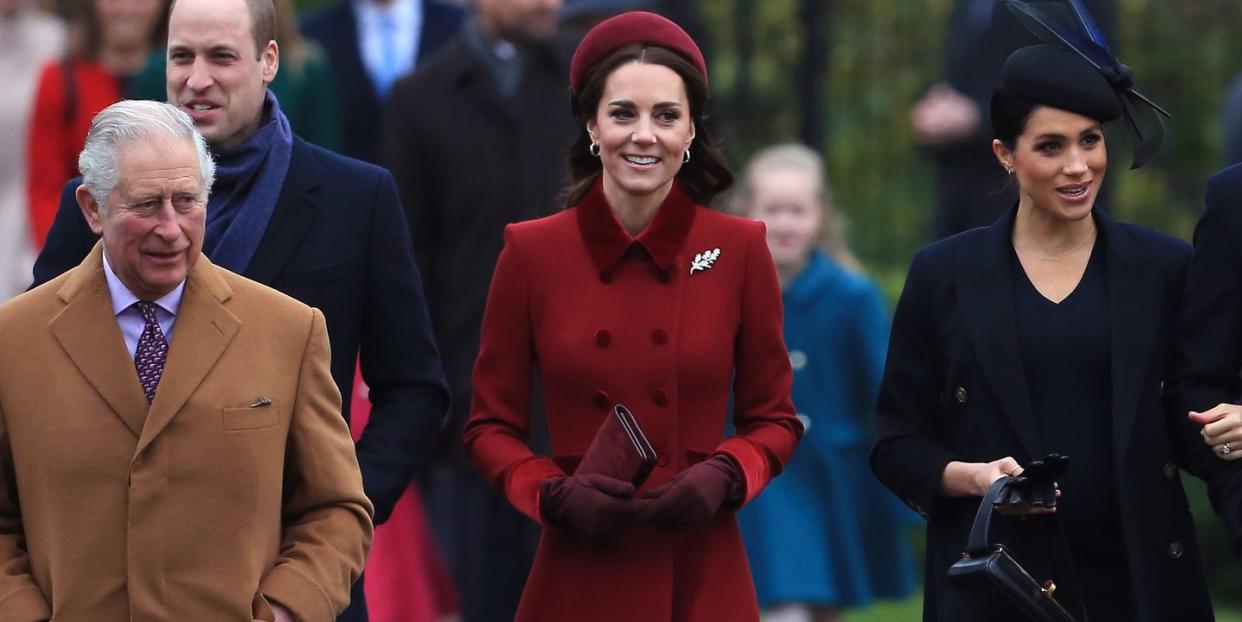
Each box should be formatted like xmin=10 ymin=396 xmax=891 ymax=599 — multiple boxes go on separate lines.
xmin=203 ymin=90 xmax=294 ymax=274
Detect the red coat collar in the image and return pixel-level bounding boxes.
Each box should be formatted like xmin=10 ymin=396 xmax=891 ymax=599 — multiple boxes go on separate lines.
xmin=575 ymin=179 xmax=698 ymax=279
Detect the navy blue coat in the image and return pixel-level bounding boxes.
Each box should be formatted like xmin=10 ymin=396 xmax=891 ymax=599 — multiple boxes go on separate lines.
xmin=871 ymin=207 xmax=1242 ymax=622
xmin=31 ymin=136 xmax=451 ymax=622
xmin=301 ymin=0 xmax=465 ymax=164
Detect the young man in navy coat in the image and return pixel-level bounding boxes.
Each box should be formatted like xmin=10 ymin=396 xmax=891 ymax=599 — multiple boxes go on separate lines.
xmin=30 ymin=1 xmax=450 ymax=619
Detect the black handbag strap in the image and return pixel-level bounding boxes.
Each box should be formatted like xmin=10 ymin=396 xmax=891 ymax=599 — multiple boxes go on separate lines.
xmin=966 ymin=476 xmax=1014 ymax=555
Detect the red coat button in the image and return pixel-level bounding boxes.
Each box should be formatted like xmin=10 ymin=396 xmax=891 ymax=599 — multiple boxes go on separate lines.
xmin=595 ymin=330 xmax=611 ymax=347
xmin=652 ymin=389 xmax=669 ymax=407
xmin=650 ymin=329 xmax=668 ymax=345
xmin=593 ymin=391 xmax=610 ymax=409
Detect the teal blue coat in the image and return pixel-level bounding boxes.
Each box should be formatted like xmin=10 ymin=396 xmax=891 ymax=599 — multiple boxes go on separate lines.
xmin=739 ymin=250 xmax=916 ymax=607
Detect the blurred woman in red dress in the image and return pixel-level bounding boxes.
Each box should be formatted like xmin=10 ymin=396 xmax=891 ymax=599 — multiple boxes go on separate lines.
xmin=26 ymin=0 xmax=167 ymax=248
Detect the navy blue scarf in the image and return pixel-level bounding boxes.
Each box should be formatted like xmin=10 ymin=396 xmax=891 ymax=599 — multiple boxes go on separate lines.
xmin=204 ymin=90 xmax=294 ymax=274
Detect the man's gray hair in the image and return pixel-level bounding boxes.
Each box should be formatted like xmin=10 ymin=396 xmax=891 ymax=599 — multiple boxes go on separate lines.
xmin=78 ymin=100 xmax=216 ymax=209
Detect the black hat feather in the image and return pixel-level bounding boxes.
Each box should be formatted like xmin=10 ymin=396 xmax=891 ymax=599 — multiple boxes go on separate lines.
xmin=1004 ymin=0 xmax=1170 ymax=168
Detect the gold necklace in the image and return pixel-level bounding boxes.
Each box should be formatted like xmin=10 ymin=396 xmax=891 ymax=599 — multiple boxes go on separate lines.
xmin=1016 ymin=222 xmax=1097 ymax=263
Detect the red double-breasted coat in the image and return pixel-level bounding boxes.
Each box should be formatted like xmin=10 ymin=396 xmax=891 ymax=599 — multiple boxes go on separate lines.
xmin=464 ymin=180 xmax=802 ymax=621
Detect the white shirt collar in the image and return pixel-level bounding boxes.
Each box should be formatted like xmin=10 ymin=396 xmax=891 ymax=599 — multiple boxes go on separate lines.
xmin=102 ymin=251 xmax=186 ymax=318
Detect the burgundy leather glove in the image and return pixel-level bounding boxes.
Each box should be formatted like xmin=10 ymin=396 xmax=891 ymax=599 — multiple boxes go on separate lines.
xmin=636 ymin=455 xmax=743 ymax=528
xmin=539 ymin=473 xmax=643 ymax=543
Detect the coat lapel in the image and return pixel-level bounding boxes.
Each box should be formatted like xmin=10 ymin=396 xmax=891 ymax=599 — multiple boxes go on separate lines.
xmin=49 ymin=243 xmax=149 ymax=437
xmin=135 ymin=256 xmax=240 ymax=456
xmin=243 ymin=138 xmax=321 ymax=285
xmin=1101 ymin=214 xmax=1161 ymax=467
xmin=953 ymin=209 xmax=1042 ymax=460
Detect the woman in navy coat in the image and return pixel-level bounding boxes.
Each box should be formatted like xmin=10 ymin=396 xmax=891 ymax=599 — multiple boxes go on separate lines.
xmin=463 ymin=12 xmax=802 ymax=622
xmin=871 ymin=5 xmax=1242 ymax=620
xmin=734 ymin=144 xmax=916 ymax=622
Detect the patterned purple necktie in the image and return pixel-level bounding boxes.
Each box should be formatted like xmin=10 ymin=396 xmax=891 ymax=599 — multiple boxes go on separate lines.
xmin=133 ymin=301 xmax=169 ymax=404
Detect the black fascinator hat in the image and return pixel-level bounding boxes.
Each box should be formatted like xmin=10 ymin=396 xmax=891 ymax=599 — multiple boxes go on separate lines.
xmin=1002 ymin=0 xmax=1170 ymax=168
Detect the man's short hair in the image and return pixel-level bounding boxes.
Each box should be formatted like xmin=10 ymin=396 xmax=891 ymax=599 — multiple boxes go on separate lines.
xmin=170 ymin=0 xmax=276 ymax=56
xmin=78 ymin=101 xmax=216 ymax=209
xmin=245 ymin=0 xmax=277 ymax=56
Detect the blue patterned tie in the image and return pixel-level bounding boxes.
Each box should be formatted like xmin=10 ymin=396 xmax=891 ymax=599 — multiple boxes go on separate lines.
xmin=133 ymin=301 xmax=169 ymax=404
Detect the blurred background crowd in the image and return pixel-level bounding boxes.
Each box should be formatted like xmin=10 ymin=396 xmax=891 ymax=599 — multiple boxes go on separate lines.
xmin=2 ymin=0 xmax=1241 ymax=620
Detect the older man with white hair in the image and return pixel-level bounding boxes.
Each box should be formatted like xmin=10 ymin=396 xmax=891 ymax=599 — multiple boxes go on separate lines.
xmin=0 ymin=100 xmax=372 ymax=622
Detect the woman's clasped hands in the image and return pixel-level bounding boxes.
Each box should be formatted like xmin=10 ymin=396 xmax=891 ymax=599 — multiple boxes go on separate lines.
xmin=539 ymin=455 xmax=744 ymax=544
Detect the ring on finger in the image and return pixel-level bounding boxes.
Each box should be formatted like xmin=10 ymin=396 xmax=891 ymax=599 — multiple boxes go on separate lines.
xmin=1222 ymin=442 xmax=1233 ymax=456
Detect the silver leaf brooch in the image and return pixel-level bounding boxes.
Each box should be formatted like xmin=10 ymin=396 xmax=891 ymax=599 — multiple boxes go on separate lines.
xmin=690 ymin=248 xmax=721 ymax=274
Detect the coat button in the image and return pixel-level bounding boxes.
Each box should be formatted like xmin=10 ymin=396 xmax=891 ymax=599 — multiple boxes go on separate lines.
xmin=650 ymin=329 xmax=668 ymax=345
xmin=593 ymin=391 xmax=610 ymax=409
xmin=599 ymin=271 xmax=613 ymax=284
xmin=1163 ymin=462 xmax=1177 ymax=480
xmin=652 ymin=388 xmax=670 ymax=407
xmin=595 ymin=330 xmax=611 ymax=347
xmin=1168 ymin=541 xmax=1183 ymax=559
xmin=656 ymin=450 xmax=669 ymax=467
xmin=954 ymin=386 xmax=968 ymax=404
xmin=796 ymin=413 xmax=812 ymax=432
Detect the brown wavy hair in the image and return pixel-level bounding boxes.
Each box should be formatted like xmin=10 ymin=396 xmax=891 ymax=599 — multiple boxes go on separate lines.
xmin=563 ymin=44 xmax=733 ymax=208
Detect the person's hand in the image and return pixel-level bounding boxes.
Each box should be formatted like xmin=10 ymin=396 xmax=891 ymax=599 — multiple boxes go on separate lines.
xmin=636 ymin=455 xmax=741 ymax=528
xmin=911 ymin=83 xmax=981 ymax=146
xmin=940 ymin=458 xmax=1057 ymax=516
xmin=271 ymin=601 xmax=296 ymax=622
xmin=1189 ymin=404 xmax=1242 ymax=461
xmin=539 ymin=473 xmax=643 ymax=543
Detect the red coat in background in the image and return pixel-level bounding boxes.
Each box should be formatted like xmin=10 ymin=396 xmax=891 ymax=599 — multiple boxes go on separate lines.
xmin=26 ymin=61 xmax=120 ymax=248
xmin=464 ymin=180 xmax=802 ymax=622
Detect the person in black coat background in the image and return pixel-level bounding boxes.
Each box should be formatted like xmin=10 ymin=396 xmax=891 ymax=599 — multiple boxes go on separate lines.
xmin=380 ymin=0 xmax=572 ymax=620
xmin=1170 ymin=161 xmax=1242 ymax=475
xmin=30 ymin=1 xmax=450 ymax=619
xmin=911 ymin=0 xmax=1113 ymax=238
xmin=872 ymin=6 xmax=1242 ymax=619
xmin=301 ymin=0 xmax=466 ymax=164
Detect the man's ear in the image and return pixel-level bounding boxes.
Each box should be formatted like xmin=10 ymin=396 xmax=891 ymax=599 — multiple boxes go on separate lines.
xmin=76 ymin=185 xmax=105 ymax=236
xmin=261 ymin=40 xmax=279 ymax=84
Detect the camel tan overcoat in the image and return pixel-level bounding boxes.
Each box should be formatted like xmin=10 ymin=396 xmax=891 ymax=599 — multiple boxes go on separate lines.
xmin=0 ymin=244 xmax=373 ymax=622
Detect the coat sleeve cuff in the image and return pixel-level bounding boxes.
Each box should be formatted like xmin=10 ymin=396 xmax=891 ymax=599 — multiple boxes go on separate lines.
xmin=0 ymin=585 xmax=51 ymax=622
xmin=714 ymin=437 xmax=772 ymax=506
xmin=260 ymin=564 xmax=337 ymax=622
xmin=503 ymin=455 xmax=565 ymax=525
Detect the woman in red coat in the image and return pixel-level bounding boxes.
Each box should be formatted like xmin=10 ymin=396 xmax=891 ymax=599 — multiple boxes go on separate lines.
xmin=463 ymin=11 xmax=802 ymax=622
xmin=26 ymin=0 xmax=167 ymax=248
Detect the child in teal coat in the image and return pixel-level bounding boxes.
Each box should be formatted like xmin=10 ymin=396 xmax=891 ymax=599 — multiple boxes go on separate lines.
xmin=734 ymin=144 xmax=916 ymax=622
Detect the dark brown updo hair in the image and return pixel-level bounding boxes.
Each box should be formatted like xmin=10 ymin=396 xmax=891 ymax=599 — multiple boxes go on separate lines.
xmin=990 ymin=86 xmax=1041 ymax=151
xmin=563 ymin=44 xmax=733 ymax=208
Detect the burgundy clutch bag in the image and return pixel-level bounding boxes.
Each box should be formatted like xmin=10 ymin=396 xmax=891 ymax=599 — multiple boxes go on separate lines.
xmin=576 ymin=404 xmax=657 ymax=488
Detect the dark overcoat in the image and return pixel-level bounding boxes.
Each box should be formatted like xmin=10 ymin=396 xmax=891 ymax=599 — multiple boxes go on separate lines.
xmin=872 ymin=207 xmax=1242 ymax=622
xmin=30 ymin=136 xmax=451 ymax=622
xmin=379 ymin=33 xmax=578 ymax=622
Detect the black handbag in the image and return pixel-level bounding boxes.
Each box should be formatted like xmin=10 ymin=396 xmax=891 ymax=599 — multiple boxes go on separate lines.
xmin=947 ymin=477 xmax=1079 ymax=622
